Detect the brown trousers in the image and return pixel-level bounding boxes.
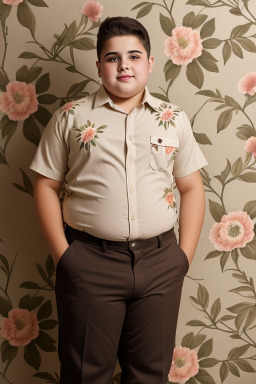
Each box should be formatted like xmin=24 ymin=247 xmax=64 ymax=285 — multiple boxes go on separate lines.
xmin=54 ymin=225 xmax=189 ymax=384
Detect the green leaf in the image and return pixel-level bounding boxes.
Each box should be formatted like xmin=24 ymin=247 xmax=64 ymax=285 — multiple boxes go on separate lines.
xmin=34 ymin=105 xmax=52 ymax=127
xmin=1 ymin=341 xmax=18 ymax=364
xmin=131 ymin=2 xmax=149 ymax=11
xmin=19 ymin=294 xmax=44 ymax=310
xmin=27 ymin=0 xmax=48 ymax=6
xmin=231 ymin=23 xmax=253 ymax=38
xmin=0 ymin=3 xmax=11 ymax=22
xmin=0 ymin=115 xmax=18 ymax=145
xmin=231 ymin=40 xmax=243 ymax=58
xmin=221 ymin=159 xmax=231 ymax=181
xmin=220 ymin=362 xmax=229 ymax=382
xmin=0 ymin=253 xmax=9 ymax=273
xmin=193 ymin=132 xmax=212 ymax=145
xmin=231 ymin=157 xmax=243 ymax=176
xmin=198 ymin=284 xmax=209 ymax=308
xmin=202 ymin=38 xmax=222 ymax=49
xmin=0 ymin=68 xmax=9 ymax=91
xmin=199 ymin=358 xmax=219 ymax=368
xmin=34 ymin=330 xmax=56 ymax=352
xmin=222 ymin=41 xmax=232 ymax=64
xmin=16 ymin=65 xmax=29 ymax=82
xmin=197 ymin=58 xmax=219 ymax=73
xmin=136 ymin=3 xmax=153 ymax=19
xmin=70 ymin=38 xmax=96 ymax=50
xmin=37 ymin=94 xmax=58 ymax=104
xmin=164 ymin=60 xmax=181 ymax=84
xmin=220 ymin=252 xmax=229 ymax=271
xmin=67 ymin=79 xmax=90 ymax=97
xmin=36 ymin=73 xmax=50 ymax=94
xmin=45 ymin=254 xmax=55 ymax=277
xmin=159 ymin=13 xmax=174 ymax=36
xmin=200 ymin=18 xmax=215 ymax=39
xmin=186 ymin=320 xmax=207 ymax=326
xmin=20 ymin=281 xmax=41 ymax=289
xmin=240 ymin=237 xmax=256 ymax=260
xmin=0 ymin=295 xmax=12 ymax=317
xmin=26 ymin=67 xmax=43 ymax=84
xmin=205 ymin=250 xmax=223 ymax=259
xmin=228 ymin=361 xmax=240 ymax=377
xmin=197 ymin=339 xmax=213 ymax=359
xmin=211 ymin=298 xmax=221 ymax=322
xmin=236 ymin=124 xmax=255 ymax=140
xmin=39 ymin=319 xmax=58 ymax=330
xmin=209 ymin=200 xmax=225 ymax=222
xmin=227 ymin=302 xmax=252 ymax=314
xmin=23 ymin=115 xmax=41 ymax=146
xmin=238 ymin=172 xmax=256 ymax=183
xmin=19 ymin=51 xmax=40 ymax=59
xmin=37 ymin=300 xmax=52 ymax=321
xmin=150 ymin=93 xmax=169 ymax=102
xmin=65 ymin=65 xmax=77 ymax=72
xmin=228 ymin=344 xmax=250 ymax=360
xmin=234 ymin=359 xmax=255 ymax=372
xmin=243 ymin=200 xmax=256 ymax=219
xmin=186 ymin=59 xmax=204 ymax=89
xmin=13 ymin=168 xmax=33 ymax=197
xmin=36 ymin=263 xmax=49 ymax=283
xmin=17 ymin=1 xmax=36 ymax=36
xmin=195 ymin=368 xmax=215 ymax=384
xmin=224 ymin=95 xmax=240 ymax=108
xmin=24 ymin=341 xmax=41 ymax=370
xmin=236 ymin=37 xmax=256 ymax=52
xmin=217 ymin=109 xmax=233 ymax=132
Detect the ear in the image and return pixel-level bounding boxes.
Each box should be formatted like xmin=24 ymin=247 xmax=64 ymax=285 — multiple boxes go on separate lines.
xmin=96 ymin=61 xmax=101 ymax=77
xmin=148 ymin=56 xmax=154 ymax=74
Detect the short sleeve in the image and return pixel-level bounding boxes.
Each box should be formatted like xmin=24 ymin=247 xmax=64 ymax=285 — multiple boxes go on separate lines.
xmin=173 ymin=110 xmax=208 ymax=178
xmin=29 ymin=110 xmax=69 ymax=181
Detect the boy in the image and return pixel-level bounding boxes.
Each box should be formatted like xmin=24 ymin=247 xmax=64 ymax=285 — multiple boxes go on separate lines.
xmin=31 ymin=16 xmax=207 ymax=384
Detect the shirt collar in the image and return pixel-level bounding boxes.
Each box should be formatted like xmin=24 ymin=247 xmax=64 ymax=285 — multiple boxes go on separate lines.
xmin=94 ymin=84 xmax=159 ymax=111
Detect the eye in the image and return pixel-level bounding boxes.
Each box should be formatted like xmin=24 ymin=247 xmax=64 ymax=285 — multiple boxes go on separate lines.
xmin=130 ymin=55 xmax=140 ymax=60
xmin=107 ymin=56 xmax=119 ymax=62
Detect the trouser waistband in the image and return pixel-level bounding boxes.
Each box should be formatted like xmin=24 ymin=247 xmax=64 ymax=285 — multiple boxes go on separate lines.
xmin=64 ymin=224 xmax=175 ymax=252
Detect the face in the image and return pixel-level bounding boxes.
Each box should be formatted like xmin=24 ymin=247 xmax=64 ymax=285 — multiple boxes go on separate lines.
xmin=96 ymin=35 xmax=154 ymax=103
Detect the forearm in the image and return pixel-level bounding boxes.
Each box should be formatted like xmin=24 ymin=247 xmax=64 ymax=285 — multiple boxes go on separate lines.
xmin=33 ymin=175 xmax=68 ymax=264
xmin=177 ymin=173 xmax=205 ymax=265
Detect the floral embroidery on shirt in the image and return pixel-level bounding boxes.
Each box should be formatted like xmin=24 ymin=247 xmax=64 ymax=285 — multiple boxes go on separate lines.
xmin=73 ymin=120 xmax=107 ymax=151
xmin=163 ymin=184 xmax=177 ymax=212
xmin=151 ymin=144 xmax=179 ymax=168
xmin=153 ymin=103 xmax=182 ymax=130
xmin=61 ymin=100 xmax=86 ymax=115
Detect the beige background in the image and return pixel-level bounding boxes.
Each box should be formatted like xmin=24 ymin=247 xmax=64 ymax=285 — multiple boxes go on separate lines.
xmin=0 ymin=0 xmax=256 ymax=383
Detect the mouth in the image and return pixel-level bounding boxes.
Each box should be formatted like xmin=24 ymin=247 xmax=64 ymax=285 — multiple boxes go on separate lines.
xmin=117 ymin=75 xmax=134 ymax=80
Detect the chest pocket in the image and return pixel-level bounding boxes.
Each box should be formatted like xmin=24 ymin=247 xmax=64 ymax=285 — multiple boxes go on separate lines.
xmin=149 ymin=135 xmax=179 ymax=171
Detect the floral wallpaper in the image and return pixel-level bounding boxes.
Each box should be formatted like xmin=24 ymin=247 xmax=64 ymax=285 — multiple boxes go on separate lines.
xmin=0 ymin=0 xmax=256 ymax=383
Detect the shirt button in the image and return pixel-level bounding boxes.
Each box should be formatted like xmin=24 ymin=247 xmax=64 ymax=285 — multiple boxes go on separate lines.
xmin=131 ymin=242 xmax=136 ymax=248
xmin=128 ymin=160 xmax=133 ymax=166
xmin=130 ymin=187 xmax=134 ymax=193
xmin=158 ymin=138 xmax=163 ymax=143
xmin=131 ymin=216 xmax=135 ymax=221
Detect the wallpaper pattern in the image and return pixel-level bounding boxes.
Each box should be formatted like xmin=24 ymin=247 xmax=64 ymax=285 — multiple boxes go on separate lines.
xmin=0 ymin=0 xmax=256 ymax=383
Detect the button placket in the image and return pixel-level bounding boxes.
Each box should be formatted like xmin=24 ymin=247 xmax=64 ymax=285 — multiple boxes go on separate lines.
xmin=126 ymin=113 xmax=138 ymax=240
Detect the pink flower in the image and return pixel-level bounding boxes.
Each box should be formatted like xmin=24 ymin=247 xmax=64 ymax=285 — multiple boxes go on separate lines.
xmin=209 ymin=211 xmax=254 ymax=252
xmin=168 ymin=346 xmax=199 ymax=383
xmin=166 ymin=192 xmax=174 ymax=206
xmin=3 ymin=0 xmax=23 ymax=4
xmin=81 ymin=127 xmax=95 ymax=143
xmin=165 ymin=146 xmax=175 ymax=155
xmin=0 ymin=308 xmax=39 ymax=347
xmin=164 ymin=26 xmax=203 ymax=65
xmin=0 ymin=81 xmax=38 ymax=121
xmin=81 ymin=0 xmax=103 ymax=22
xmin=244 ymin=136 xmax=256 ymax=157
xmin=62 ymin=102 xmax=74 ymax=112
xmin=160 ymin=109 xmax=173 ymax=122
xmin=237 ymin=72 xmax=256 ymax=96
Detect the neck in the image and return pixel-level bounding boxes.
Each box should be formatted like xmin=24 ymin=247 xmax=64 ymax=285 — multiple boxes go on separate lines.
xmin=106 ymin=88 xmax=145 ymax=114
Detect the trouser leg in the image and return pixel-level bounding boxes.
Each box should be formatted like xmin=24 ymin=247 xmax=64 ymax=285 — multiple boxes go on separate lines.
xmin=55 ymin=239 xmax=134 ymax=384
xmin=117 ymin=236 xmax=188 ymax=384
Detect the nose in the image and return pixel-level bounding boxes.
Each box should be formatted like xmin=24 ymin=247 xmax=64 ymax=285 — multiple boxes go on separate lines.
xmin=119 ymin=57 xmax=130 ymax=71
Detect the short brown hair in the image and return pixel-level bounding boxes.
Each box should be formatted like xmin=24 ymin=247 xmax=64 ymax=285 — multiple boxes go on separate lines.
xmin=97 ymin=17 xmax=151 ymax=61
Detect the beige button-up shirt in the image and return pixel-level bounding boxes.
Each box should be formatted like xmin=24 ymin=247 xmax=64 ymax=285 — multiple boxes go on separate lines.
xmin=30 ymin=85 xmax=208 ymax=241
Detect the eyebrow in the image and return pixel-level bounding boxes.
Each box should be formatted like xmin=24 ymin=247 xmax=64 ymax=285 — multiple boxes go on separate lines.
xmin=104 ymin=50 xmax=143 ymax=58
